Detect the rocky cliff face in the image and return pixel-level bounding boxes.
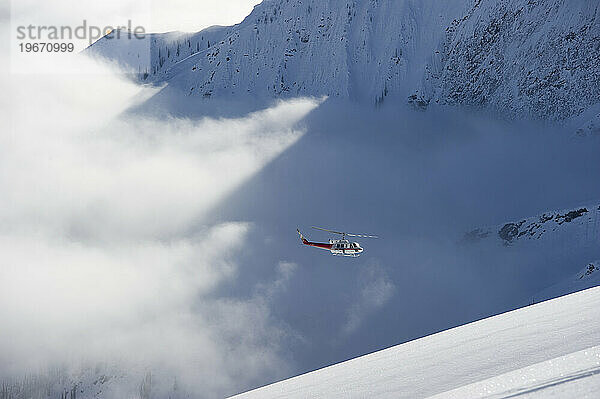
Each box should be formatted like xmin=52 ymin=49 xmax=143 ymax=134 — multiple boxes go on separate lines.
xmin=88 ymin=0 xmax=600 ymax=120
xmin=425 ymin=0 xmax=600 ymax=120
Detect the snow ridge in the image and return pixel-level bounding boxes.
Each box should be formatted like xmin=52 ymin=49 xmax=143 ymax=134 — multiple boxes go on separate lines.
xmin=462 ymin=203 xmax=600 ymax=247
xmin=535 ymin=260 xmax=600 ymax=302
xmin=87 ymin=0 xmax=600 ymax=120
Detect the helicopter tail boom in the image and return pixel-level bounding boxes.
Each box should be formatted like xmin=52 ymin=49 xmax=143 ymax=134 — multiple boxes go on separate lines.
xmin=297 ymin=229 xmax=333 ymax=250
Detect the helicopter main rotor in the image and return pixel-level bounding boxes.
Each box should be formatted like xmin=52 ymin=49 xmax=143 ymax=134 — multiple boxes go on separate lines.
xmin=311 ymin=226 xmax=379 ymax=240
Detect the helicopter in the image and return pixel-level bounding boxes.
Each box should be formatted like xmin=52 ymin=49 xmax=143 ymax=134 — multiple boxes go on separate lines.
xmin=297 ymin=227 xmax=378 ymax=257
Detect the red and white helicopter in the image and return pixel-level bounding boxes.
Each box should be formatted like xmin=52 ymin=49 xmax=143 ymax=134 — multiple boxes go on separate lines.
xmin=297 ymin=227 xmax=378 ymax=257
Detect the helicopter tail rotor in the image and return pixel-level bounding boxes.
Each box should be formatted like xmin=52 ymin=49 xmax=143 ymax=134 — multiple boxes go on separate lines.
xmin=297 ymin=229 xmax=309 ymax=244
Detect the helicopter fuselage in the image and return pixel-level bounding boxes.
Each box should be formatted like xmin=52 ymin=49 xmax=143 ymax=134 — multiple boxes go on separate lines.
xmin=297 ymin=229 xmax=364 ymax=257
xmin=328 ymin=239 xmax=364 ymax=257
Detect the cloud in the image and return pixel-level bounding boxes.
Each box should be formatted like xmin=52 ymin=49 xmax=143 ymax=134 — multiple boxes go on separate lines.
xmin=343 ymin=262 xmax=395 ymax=335
xmin=0 ymin=49 xmax=319 ymax=397
xmin=255 ymin=262 xmax=298 ymax=300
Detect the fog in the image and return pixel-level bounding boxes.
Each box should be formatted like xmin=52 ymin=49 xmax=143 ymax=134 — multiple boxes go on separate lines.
xmin=0 ymin=53 xmax=321 ymax=397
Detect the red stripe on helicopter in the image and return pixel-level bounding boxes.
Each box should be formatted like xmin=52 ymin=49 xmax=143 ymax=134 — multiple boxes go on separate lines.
xmin=303 ymin=241 xmax=333 ymax=250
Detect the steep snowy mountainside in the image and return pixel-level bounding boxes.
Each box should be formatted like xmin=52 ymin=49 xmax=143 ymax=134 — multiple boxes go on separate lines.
xmin=88 ymin=26 xmax=230 ymax=77
xmin=89 ymin=0 xmax=469 ymax=103
xmin=462 ymin=202 xmax=600 ymax=248
xmin=87 ymin=0 xmax=600 ymax=120
xmin=576 ymin=111 xmax=600 ymax=137
xmin=424 ymin=0 xmax=600 ymax=120
xmin=230 ymin=287 xmax=600 ymax=398
xmin=119 ymin=0 xmax=468 ymax=103
xmin=462 ymin=203 xmax=600 ymax=303
xmin=0 ymin=366 xmax=182 ymax=399
xmin=535 ymin=260 xmax=600 ymax=303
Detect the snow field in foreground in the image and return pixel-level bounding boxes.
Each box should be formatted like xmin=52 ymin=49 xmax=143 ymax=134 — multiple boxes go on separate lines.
xmin=430 ymin=345 xmax=600 ymax=399
xmin=231 ymin=287 xmax=600 ymax=398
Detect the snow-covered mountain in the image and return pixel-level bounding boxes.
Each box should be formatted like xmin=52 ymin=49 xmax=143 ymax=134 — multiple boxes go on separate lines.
xmin=0 ymin=368 xmax=147 ymax=399
xmin=229 ymin=286 xmax=600 ymax=398
xmin=461 ymin=203 xmax=600 ymax=248
xmin=87 ymin=0 xmax=600 ymax=120
xmin=423 ymin=0 xmax=600 ymax=120
xmin=461 ymin=203 xmax=600 ymax=302
xmin=0 ymin=367 xmax=183 ymax=399
xmin=535 ymin=260 xmax=600 ymax=302
xmin=575 ymin=110 xmax=600 ymax=137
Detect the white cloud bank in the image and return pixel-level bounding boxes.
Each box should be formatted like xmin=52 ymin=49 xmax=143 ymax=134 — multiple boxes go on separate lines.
xmin=0 ymin=53 xmax=319 ymax=397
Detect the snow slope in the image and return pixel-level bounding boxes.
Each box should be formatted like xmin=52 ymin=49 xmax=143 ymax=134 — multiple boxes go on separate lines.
xmin=87 ymin=0 xmax=600 ymax=120
xmin=230 ymin=286 xmax=600 ymax=398
xmin=462 ymin=203 xmax=600 ymax=302
xmin=535 ymin=260 xmax=600 ymax=303
xmin=429 ymin=345 xmax=600 ymax=398
xmin=461 ymin=203 xmax=600 ymax=249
